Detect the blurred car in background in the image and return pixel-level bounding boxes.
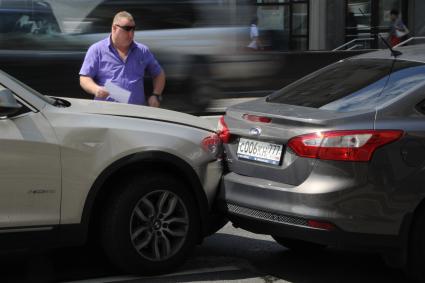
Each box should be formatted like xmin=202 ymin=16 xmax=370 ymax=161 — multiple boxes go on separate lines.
xmin=0 ymin=0 xmax=270 ymax=113
xmin=0 ymin=0 xmax=368 ymax=114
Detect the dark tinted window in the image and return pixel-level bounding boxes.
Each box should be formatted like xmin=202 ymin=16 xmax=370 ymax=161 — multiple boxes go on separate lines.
xmin=267 ymin=59 xmax=393 ymax=110
xmin=0 ymin=0 xmax=59 ymax=34
xmin=321 ymin=61 xmax=425 ymax=111
xmin=84 ymin=0 xmax=198 ymax=33
xmin=267 ymin=59 xmax=425 ymax=112
xmin=80 ymin=0 xmax=234 ymax=33
xmin=0 ymin=0 xmax=233 ymax=50
xmin=379 ymin=61 xmax=425 ymax=101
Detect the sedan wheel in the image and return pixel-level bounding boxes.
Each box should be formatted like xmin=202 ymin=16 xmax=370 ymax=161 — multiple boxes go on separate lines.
xmin=101 ymin=173 xmax=200 ymax=275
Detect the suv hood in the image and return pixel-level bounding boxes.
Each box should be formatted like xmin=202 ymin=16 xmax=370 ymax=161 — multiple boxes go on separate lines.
xmin=58 ymin=98 xmax=216 ymax=132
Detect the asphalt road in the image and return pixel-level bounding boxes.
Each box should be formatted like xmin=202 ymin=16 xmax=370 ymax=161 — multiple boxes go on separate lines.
xmin=1 ymin=223 xmax=408 ymax=283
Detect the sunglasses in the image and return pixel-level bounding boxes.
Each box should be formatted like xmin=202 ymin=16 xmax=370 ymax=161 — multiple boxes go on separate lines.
xmin=115 ymin=24 xmax=136 ymax=32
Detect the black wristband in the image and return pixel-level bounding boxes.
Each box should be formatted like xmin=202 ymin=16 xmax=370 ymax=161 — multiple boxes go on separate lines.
xmin=152 ymin=93 xmax=163 ymax=102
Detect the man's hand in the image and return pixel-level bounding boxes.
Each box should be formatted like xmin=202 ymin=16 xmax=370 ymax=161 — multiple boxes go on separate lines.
xmin=80 ymin=76 xmax=110 ymax=99
xmin=95 ymin=86 xmax=109 ymax=98
xmin=148 ymin=95 xmax=160 ymax=107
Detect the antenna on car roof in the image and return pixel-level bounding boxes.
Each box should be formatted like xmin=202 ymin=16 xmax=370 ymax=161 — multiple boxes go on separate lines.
xmin=378 ymin=34 xmax=402 ymax=58
xmin=357 ymin=8 xmax=402 ymax=58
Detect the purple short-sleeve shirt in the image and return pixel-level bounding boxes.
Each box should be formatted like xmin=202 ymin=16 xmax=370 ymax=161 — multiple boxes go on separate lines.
xmin=79 ymin=36 xmax=162 ymax=105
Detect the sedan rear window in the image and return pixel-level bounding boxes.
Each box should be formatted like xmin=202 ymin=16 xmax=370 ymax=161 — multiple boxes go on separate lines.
xmin=267 ymin=59 xmax=425 ymax=112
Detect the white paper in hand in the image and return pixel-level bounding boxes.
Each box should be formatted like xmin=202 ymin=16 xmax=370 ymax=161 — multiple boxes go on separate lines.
xmin=105 ymin=81 xmax=131 ymax=103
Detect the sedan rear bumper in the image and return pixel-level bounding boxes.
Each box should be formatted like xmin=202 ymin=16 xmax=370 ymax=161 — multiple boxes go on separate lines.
xmin=218 ymin=172 xmax=409 ymax=251
xmin=220 ymin=201 xmax=400 ymax=251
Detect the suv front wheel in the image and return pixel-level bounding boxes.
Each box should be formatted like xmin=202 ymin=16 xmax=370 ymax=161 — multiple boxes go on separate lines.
xmin=101 ymin=172 xmax=200 ymax=275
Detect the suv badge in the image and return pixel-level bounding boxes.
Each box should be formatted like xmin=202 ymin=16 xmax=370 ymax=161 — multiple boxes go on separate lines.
xmin=249 ymin=127 xmax=262 ymax=137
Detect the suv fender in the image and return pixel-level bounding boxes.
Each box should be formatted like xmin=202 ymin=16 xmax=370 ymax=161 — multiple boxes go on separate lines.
xmin=80 ymin=151 xmax=210 ymax=241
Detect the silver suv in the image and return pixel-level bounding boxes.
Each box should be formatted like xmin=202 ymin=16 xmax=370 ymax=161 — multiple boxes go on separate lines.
xmin=0 ymin=69 xmax=223 ymax=274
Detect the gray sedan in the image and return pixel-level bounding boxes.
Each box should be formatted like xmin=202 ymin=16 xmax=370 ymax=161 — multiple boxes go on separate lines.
xmin=218 ymin=44 xmax=425 ymax=282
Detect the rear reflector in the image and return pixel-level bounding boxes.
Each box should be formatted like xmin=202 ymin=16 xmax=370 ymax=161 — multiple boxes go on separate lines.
xmin=242 ymin=114 xmax=272 ymax=123
xmin=288 ymin=130 xmax=403 ymax=162
xmin=307 ymin=220 xmax=335 ymax=231
xmin=218 ymin=116 xmax=231 ymax=143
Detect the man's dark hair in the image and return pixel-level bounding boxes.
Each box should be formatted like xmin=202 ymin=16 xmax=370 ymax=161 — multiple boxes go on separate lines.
xmin=390 ymin=9 xmax=399 ymax=16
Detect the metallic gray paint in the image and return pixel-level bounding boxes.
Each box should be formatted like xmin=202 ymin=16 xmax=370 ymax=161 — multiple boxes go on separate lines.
xmin=220 ymin=45 xmax=425 ymax=257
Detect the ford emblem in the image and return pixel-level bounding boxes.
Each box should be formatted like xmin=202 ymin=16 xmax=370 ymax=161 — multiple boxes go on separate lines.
xmin=249 ymin=127 xmax=262 ymax=137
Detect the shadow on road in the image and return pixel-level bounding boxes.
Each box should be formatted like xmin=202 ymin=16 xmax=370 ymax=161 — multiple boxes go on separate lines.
xmin=191 ymin=230 xmax=408 ymax=283
xmin=0 ymin=245 xmax=117 ymax=283
xmin=0 ymin=227 xmax=408 ymax=283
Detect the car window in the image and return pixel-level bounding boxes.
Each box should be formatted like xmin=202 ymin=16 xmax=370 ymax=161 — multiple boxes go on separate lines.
xmin=268 ymin=59 xmax=425 ymax=112
xmin=0 ymin=84 xmax=31 ymax=116
xmin=83 ymin=0 xmax=198 ymax=33
xmin=322 ymin=60 xmax=425 ymax=111
xmin=10 ymin=100 xmax=31 ymax=117
xmin=1 ymin=70 xmax=55 ymax=106
xmin=0 ymin=0 xmax=234 ymax=50
xmin=0 ymin=0 xmax=231 ymax=35
xmin=267 ymin=59 xmax=394 ymax=110
xmin=0 ymin=1 xmax=60 ymax=35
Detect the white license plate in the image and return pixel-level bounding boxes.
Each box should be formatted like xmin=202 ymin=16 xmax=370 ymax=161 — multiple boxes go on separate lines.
xmin=237 ymin=138 xmax=283 ymax=165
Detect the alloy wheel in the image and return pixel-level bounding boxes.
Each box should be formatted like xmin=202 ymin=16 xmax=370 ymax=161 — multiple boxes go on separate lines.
xmin=129 ymin=190 xmax=189 ymax=261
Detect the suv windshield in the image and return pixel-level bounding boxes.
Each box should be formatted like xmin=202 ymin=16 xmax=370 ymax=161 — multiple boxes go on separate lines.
xmin=267 ymin=59 xmax=425 ymax=112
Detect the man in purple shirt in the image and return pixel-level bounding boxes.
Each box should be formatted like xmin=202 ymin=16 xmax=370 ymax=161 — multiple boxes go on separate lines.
xmin=79 ymin=11 xmax=166 ymax=107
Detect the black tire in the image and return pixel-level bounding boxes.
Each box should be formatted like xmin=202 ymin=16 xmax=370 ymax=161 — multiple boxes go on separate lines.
xmin=206 ymin=213 xmax=228 ymax=236
xmin=407 ymin=207 xmax=425 ymax=282
xmin=101 ymin=173 xmax=200 ymax=275
xmin=272 ymin=236 xmax=326 ymax=251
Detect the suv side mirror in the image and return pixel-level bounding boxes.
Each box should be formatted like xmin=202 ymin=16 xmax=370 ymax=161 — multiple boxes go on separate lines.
xmin=0 ymin=89 xmax=22 ymax=117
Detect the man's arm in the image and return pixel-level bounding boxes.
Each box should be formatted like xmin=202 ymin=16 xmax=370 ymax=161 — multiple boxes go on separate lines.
xmin=148 ymin=70 xmax=166 ymax=107
xmin=152 ymin=70 xmax=166 ymax=95
xmin=80 ymin=76 xmax=109 ymax=98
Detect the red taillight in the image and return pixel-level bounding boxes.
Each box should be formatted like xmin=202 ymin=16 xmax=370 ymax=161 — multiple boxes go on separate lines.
xmin=242 ymin=114 xmax=272 ymax=123
xmin=202 ymin=133 xmax=221 ymax=157
xmin=288 ymin=130 xmax=403 ymax=162
xmin=217 ymin=116 xmax=231 ymax=143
